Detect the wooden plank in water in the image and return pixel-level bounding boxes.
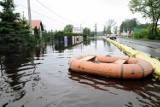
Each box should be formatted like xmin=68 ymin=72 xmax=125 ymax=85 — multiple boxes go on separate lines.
xmin=114 ymin=59 xmax=126 ymax=64
xmin=80 ymin=56 xmax=96 ymax=61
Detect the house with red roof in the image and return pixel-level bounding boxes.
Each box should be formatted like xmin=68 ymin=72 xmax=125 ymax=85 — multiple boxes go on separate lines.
xmin=31 ymin=20 xmax=44 ymax=37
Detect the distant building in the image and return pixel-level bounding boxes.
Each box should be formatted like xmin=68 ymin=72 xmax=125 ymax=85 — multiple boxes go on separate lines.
xmin=31 ymin=20 xmax=44 ymax=37
xmin=72 ymin=27 xmax=83 ymax=33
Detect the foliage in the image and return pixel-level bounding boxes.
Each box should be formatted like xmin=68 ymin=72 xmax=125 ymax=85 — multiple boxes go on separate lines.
xmin=147 ymin=25 xmax=160 ymax=40
xmin=42 ymin=30 xmax=55 ymax=43
xmin=34 ymin=27 xmax=40 ymax=39
xmin=139 ymin=23 xmax=151 ymax=29
xmin=104 ymin=19 xmax=116 ymax=34
xmin=129 ymin=0 xmax=160 ymax=39
xmin=46 ymin=26 xmax=90 ymax=42
xmin=63 ymin=24 xmax=73 ymax=33
xmin=103 ymin=26 xmax=106 ymax=35
xmin=132 ymin=28 xmax=150 ymax=39
xmin=54 ymin=31 xmax=64 ymax=39
xmin=113 ymin=26 xmax=118 ymax=34
xmin=0 ymin=0 xmax=34 ymax=48
xmin=54 ymin=30 xmax=83 ymax=39
xmin=106 ymin=26 xmax=111 ymax=34
xmin=120 ymin=18 xmax=137 ymax=33
xmin=83 ymin=27 xmax=91 ymax=38
xmin=132 ymin=24 xmax=160 ymax=40
xmin=157 ymin=29 xmax=160 ymax=40
xmin=34 ymin=26 xmax=41 ymax=44
xmin=94 ymin=23 xmax=97 ymax=35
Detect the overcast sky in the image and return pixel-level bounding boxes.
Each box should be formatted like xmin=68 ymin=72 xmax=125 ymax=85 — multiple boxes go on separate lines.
xmin=13 ymin=0 xmax=148 ymax=31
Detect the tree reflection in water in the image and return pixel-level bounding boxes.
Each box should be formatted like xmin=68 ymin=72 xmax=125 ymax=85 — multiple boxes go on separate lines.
xmin=68 ymin=69 xmax=160 ymax=106
xmin=0 ymin=47 xmax=43 ymax=106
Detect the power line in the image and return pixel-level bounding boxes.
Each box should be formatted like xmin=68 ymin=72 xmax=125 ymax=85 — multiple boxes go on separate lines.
xmin=16 ymin=2 xmax=66 ymax=27
xmin=16 ymin=3 xmax=65 ymax=30
xmin=35 ymin=0 xmax=73 ymax=24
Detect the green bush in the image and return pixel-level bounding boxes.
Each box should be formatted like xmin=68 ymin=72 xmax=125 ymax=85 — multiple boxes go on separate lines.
xmin=132 ymin=31 xmax=140 ymax=39
xmin=140 ymin=29 xmax=149 ymax=39
xmin=133 ymin=28 xmax=149 ymax=39
xmin=156 ymin=29 xmax=160 ymax=40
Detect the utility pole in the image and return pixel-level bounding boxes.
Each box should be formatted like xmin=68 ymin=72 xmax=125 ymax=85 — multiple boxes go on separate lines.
xmin=22 ymin=11 xmax=24 ymax=21
xmin=80 ymin=24 xmax=82 ymax=33
xmin=27 ymin=0 xmax=32 ymax=33
xmin=94 ymin=23 xmax=97 ymax=36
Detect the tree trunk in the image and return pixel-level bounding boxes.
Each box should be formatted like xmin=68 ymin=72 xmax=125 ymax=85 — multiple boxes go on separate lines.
xmin=152 ymin=19 xmax=155 ymax=38
xmin=155 ymin=15 xmax=160 ymax=37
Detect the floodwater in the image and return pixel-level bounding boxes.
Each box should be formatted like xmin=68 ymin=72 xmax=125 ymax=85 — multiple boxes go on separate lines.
xmin=0 ymin=38 xmax=160 ymax=107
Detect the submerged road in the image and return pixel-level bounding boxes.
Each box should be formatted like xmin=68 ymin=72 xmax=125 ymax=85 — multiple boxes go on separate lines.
xmin=117 ymin=38 xmax=160 ymax=58
xmin=1 ymin=38 xmax=160 ymax=107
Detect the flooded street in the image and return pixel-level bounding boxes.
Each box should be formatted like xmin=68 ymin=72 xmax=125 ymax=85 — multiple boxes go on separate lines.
xmin=0 ymin=38 xmax=160 ymax=107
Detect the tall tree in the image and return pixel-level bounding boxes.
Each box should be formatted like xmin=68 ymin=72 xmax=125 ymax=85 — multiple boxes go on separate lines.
xmin=106 ymin=26 xmax=111 ymax=34
xmin=120 ymin=18 xmax=137 ymax=33
xmin=104 ymin=19 xmax=116 ymax=34
xmin=83 ymin=27 xmax=91 ymax=38
xmin=18 ymin=17 xmax=31 ymax=46
xmin=0 ymin=0 xmax=19 ymax=33
xmin=0 ymin=0 xmax=31 ymax=47
xmin=113 ymin=26 xmax=118 ymax=34
xmin=63 ymin=24 xmax=73 ymax=33
xmin=129 ymin=0 xmax=160 ymax=39
xmin=94 ymin=23 xmax=97 ymax=35
xmin=34 ymin=26 xmax=42 ymax=44
xmin=103 ymin=26 xmax=106 ymax=35
xmin=120 ymin=21 xmax=125 ymax=33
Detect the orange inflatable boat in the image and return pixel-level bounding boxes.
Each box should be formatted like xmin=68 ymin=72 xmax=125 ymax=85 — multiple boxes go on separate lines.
xmin=68 ymin=55 xmax=153 ymax=79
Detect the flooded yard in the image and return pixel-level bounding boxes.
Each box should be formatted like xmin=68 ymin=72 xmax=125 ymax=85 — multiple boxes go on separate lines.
xmin=0 ymin=38 xmax=160 ymax=107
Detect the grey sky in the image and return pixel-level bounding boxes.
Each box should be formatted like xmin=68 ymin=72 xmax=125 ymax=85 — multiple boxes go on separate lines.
xmin=12 ymin=0 xmax=148 ymax=31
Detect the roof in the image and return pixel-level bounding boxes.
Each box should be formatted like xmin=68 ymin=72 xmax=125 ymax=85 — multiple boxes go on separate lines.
xmin=31 ymin=20 xmax=44 ymax=31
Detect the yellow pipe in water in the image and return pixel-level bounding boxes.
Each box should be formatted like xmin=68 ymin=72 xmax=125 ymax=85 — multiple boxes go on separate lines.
xmin=105 ymin=38 xmax=160 ymax=78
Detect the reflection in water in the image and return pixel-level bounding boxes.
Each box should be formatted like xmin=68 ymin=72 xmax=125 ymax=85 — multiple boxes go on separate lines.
xmin=68 ymin=70 xmax=149 ymax=92
xmin=0 ymin=47 xmax=43 ymax=106
xmin=68 ymin=70 xmax=160 ymax=107
xmin=68 ymin=70 xmax=115 ymax=94
xmin=55 ymin=43 xmax=65 ymax=53
xmin=0 ymin=38 xmax=160 ymax=107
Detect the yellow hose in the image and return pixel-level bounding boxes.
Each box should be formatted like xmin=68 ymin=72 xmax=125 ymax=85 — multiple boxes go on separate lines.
xmin=105 ymin=38 xmax=160 ymax=77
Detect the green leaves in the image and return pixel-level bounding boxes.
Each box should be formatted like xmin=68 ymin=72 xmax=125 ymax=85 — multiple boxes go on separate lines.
xmin=104 ymin=19 xmax=116 ymax=34
xmin=120 ymin=18 xmax=137 ymax=33
xmin=83 ymin=27 xmax=91 ymax=37
xmin=63 ymin=24 xmax=73 ymax=33
xmin=129 ymin=0 xmax=160 ymax=38
xmin=0 ymin=0 xmax=33 ymax=48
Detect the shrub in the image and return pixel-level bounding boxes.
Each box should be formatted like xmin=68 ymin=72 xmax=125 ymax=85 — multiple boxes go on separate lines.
xmin=139 ymin=29 xmax=149 ymax=39
xmin=132 ymin=31 xmax=140 ymax=39
xmin=132 ymin=28 xmax=149 ymax=39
